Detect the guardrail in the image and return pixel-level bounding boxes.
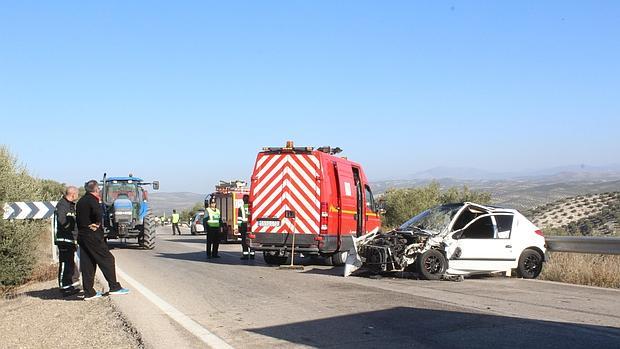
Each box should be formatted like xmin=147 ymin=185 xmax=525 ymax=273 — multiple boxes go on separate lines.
xmin=546 ymin=236 xmax=620 ymax=255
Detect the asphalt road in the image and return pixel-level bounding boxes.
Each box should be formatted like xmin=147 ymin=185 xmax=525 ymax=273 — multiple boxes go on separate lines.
xmin=104 ymin=226 xmax=620 ymax=349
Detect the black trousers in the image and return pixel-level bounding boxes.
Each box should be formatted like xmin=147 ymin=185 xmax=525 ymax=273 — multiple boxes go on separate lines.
xmin=78 ymin=232 xmax=122 ymax=297
xmin=206 ymin=227 xmax=220 ymax=257
xmin=240 ymin=223 xmax=254 ymax=255
xmin=58 ymin=245 xmax=77 ymax=289
xmin=172 ymin=223 xmax=181 ymax=235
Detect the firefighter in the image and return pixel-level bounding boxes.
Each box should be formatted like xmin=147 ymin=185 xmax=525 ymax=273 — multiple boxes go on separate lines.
xmin=239 ymin=194 xmax=254 ymax=260
xmin=55 ymin=186 xmax=81 ymax=296
xmin=203 ymin=197 xmax=222 ymax=259
xmin=171 ymin=209 xmax=181 ymax=235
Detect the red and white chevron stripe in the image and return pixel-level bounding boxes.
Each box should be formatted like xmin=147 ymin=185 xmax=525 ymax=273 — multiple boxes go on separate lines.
xmin=252 ymin=153 xmax=320 ymax=234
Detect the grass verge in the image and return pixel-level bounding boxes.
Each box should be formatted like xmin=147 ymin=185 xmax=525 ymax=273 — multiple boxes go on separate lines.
xmin=541 ymin=252 xmax=620 ymax=289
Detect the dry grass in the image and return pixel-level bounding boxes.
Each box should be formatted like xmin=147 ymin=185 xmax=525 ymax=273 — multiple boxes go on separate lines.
xmin=1 ymin=263 xmax=57 ymax=299
xmin=541 ymin=252 xmax=620 ymax=288
xmin=28 ymin=263 xmax=58 ymax=283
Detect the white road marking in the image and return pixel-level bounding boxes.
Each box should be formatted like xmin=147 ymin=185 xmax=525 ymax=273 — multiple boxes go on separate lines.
xmin=115 ymin=267 xmax=234 ymax=349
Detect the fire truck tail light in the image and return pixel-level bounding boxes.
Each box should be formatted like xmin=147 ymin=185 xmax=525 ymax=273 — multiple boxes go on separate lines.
xmin=320 ymin=202 xmax=328 ymax=234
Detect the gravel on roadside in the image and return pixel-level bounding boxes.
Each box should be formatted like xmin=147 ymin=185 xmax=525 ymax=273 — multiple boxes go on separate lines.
xmin=0 ymin=280 xmax=143 ymax=349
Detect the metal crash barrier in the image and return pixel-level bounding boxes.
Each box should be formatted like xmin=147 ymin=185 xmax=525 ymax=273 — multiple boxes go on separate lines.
xmin=545 ymin=236 xmax=620 ymax=255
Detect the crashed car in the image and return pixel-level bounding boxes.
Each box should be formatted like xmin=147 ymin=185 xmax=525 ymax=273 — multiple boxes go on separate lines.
xmin=349 ymin=202 xmax=546 ymax=280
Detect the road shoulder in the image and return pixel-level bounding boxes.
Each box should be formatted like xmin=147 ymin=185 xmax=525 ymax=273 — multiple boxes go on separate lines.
xmin=0 ymin=280 xmax=142 ymax=348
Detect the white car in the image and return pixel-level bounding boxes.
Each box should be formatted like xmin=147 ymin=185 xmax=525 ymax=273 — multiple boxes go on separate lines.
xmin=190 ymin=211 xmax=205 ymax=235
xmin=357 ymin=202 xmax=547 ymax=279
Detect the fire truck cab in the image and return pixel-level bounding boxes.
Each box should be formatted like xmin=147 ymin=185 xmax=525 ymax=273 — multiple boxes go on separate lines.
xmin=248 ymin=142 xmax=381 ymax=265
xmin=208 ymin=180 xmax=250 ymax=243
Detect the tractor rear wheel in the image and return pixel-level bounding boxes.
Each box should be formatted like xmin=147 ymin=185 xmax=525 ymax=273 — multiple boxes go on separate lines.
xmin=140 ymin=214 xmax=156 ymax=250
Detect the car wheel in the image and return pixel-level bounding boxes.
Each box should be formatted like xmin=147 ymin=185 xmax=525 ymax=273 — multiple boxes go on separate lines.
xmin=416 ymin=249 xmax=447 ymax=280
xmin=331 ymin=251 xmax=348 ymax=266
xmin=263 ymin=252 xmax=288 ymax=266
xmin=517 ymin=249 xmax=543 ymax=279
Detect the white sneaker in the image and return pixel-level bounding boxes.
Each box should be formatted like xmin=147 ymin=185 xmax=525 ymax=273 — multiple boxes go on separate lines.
xmin=84 ymin=291 xmax=103 ymax=300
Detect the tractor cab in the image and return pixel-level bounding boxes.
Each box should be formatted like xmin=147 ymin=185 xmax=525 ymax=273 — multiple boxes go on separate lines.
xmin=105 ymin=176 xmax=144 ymax=203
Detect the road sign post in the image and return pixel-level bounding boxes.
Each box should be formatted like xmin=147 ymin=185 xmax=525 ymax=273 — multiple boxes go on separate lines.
xmin=279 ymin=210 xmax=304 ymax=270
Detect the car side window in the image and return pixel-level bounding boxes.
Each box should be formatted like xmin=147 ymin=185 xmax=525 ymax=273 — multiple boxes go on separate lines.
xmin=460 ymin=216 xmax=494 ymax=239
xmin=494 ymin=214 xmax=514 ymax=239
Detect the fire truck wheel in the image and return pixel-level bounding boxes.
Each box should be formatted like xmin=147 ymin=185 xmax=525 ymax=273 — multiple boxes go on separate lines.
xmin=263 ymin=252 xmax=288 ymax=265
xmin=331 ymin=251 xmax=348 ymax=266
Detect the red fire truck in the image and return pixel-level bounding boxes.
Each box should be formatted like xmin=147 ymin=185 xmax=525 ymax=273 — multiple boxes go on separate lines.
xmin=247 ymin=141 xmax=381 ymax=265
xmin=209 ymin=180 xmax=250 ymax=243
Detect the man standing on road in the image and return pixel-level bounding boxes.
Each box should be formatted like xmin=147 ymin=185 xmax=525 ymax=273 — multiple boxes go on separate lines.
xmin=171 ymin=209 xmax=181 ymax=235
xmin=203 ymin=197 xmax=222 ymax=259
xmin=239 ymin=195 xmax=254 ymax=260
xmin=76 ymin=180 xmax=129 ymax=300
xmin=55 ymin=186 xmax=81 ymax=297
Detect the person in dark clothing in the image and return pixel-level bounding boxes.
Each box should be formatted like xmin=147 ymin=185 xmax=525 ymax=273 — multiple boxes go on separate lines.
xmin=76 ymin=180 xmax=129 ymax=300
xmin=55 ymin=186 xmax=81 ymax=297
xmin=239 ymin=194 xmax=254 ymax=260
xmin=203 ymin=197 xmax=222 ymax=259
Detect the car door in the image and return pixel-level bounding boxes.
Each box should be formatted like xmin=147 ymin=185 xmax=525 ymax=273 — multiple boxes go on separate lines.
xmin=448 ymin=213 xmax=516 ymax=273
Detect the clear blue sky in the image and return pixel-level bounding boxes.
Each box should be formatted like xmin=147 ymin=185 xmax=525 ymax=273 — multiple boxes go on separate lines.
xmin=1 ymin=1 xmax=619 ymax=193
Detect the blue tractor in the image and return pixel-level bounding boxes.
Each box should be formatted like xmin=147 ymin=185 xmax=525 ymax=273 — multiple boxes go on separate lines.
xmin=101 ymin=173 xmax=159 ymax=249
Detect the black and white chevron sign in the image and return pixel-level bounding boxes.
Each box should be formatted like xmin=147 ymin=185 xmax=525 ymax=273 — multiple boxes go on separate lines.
xmin=2 ymin=201 xmax=58 ymax=220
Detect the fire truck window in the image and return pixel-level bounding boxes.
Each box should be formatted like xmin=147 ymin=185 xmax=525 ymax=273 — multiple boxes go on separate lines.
xmin=365 ymin=185 xmax=375 ymax=211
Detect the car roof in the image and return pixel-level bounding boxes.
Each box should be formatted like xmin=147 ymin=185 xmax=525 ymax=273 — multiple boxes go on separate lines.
xmin=462 ymin=202 xmax=518 ymax=214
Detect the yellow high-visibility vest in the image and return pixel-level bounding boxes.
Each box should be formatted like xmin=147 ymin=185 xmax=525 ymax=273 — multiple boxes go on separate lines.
xmin=206 ymin=208 xmax=221 ymax=228
xmin=172 ymin=213 xmax=180 ymax=224
xmin=237 ymin=204 xmax=249 ymax=226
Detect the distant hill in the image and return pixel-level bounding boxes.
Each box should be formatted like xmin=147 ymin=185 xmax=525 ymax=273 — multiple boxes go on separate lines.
xmin=148 ymin=192 xmax=205 ymax=216
xmin=525 ymin=192 xmax=620 ymax=237
xmin=371 ymin=167 xmax=620 ymax=210
xmin=402 ymin=164 xmax=620 ymax=181
xmin=147 ymin=167 xmax=620 ymax=218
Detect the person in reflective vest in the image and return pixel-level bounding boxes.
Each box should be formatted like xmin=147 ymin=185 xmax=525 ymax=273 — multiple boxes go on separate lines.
xmin=238 ymin=194 xmax=254 ymax=260
xmin=171 ymin=209 xmax=181 ymax=235
xmin=55 ymin=186 xmax=81 ymax=297
xmin=203 ymin=197 xmax=222 ymax=259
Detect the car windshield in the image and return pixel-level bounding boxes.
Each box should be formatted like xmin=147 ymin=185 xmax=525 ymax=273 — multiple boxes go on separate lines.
xmin=398 ymin=204 xmax=463 ymax=235
xmin=105 ymin=182 xmax=139 ymax=204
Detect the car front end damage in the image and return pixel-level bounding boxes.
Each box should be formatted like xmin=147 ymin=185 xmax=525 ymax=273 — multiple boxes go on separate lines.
xmin=358 ymin=229 xmax=444 ymax=273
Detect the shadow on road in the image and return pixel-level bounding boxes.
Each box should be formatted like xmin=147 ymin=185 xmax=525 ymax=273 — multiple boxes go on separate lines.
xmin=107 ymin=243 xmax=147 ymax=250
xmin=160 ymin=238 xmax=206 ymax=244
xmin=25 ymin=288 xmax=83 ymax=302
xmin=301 ymin=267 xmax=344 ymax=277
xmin=155 ymin=250 xmax=274 ymax=267
xmin=247 ymin=306 xmax=620 ymax=348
